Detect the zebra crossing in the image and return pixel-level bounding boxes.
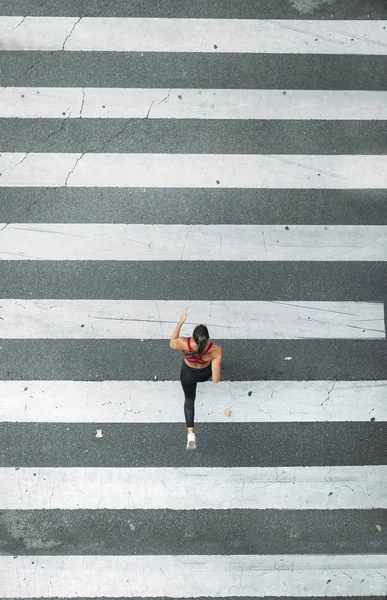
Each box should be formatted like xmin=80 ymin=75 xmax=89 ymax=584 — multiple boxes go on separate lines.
xmin=2 ymin=16 xmax=386 ymax=53
xmin=0 ymin=0 xmax=387 ymax=597
xmin=2 ymin=88 xmax=387 ymax=120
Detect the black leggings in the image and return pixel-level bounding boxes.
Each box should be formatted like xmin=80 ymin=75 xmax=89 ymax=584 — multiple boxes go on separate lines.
xmin=180 ymin=361 xmax=212 ymax=428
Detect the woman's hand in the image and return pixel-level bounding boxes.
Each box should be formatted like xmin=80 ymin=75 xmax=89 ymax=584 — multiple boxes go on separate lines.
xmin=179 ymin=308 xmax=188 ymax=324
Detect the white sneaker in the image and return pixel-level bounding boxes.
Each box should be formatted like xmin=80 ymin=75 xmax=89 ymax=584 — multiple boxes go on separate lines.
xmin=187 ymin=432 xmax=197 ymax=451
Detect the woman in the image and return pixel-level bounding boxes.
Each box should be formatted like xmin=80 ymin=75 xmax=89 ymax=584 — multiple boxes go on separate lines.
xmin=170 ymin=308 xmax=222 ymax=450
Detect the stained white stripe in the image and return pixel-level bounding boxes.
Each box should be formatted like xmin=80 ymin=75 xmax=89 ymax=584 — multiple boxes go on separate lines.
xmin=1 ymin=555 xmax=386 ymax=597
xmin=1 ymin=224 xmax=386 ymax=261
xmin=1 ymin=380 xmax=386 ymax=423
xmin=1 ymin=153 xmax=386 ymax=188
xmin=1 ymin=17 xmax=386 ymax=54
xmin=0 ymin=300 xmax=383 ymax=339
xmin=3 ymin=466 xmax=386 ymax=510
xmin=2 ymin=88 xmax=387 ymax=119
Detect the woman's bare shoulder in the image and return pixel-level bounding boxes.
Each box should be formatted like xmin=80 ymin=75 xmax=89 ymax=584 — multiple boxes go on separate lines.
xmin=211 ymin=342 xmax=222 ymax=355
xmin=170 ymin=336 xmax=189 ymax=351
xmin=177 ymin=336 xmax=190 ymax=349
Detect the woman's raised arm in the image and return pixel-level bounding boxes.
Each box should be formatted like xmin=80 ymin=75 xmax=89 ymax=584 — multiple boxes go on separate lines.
xmin=169 ymin=308 xmax=188 ymax=349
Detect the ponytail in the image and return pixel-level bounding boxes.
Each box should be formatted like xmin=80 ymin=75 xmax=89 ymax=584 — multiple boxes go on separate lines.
xmin=183 ymin=324 xmax=210 ymax=357
xmin=196 ymin=335 xmax=208 ymax=354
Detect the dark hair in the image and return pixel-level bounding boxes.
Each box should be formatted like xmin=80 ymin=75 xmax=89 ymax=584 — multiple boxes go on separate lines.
xmin=193 ymin=324 xmax=209 ymax=354
xmin=183 ymin=324 xmax=210 ymax=356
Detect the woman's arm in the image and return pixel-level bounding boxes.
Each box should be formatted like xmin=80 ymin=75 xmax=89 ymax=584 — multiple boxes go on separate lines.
xmin=211 ymin=347 xmax=222 ymax=383
xmin=169 ymin=308 xmax=188 ymax=349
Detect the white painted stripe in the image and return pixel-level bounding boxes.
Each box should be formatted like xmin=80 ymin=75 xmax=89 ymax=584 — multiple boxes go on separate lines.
xmin=0 ymin=300 xmax=383 ymax=339
xmin=1 ymin=555 xmax=386 ymax=598
xmin=3 ymin=466 xmax=386 ymax=510
xmin=2 ymin=88 xmax=387 ymax=120
xmin=1 ymin=224 xmax=386 ymax=261
xmin=1 ymin=380 xmax=386 ymax=423
xmin=1 ymin=17 xmax=386 ymax=54
xmin=1 ymin=153 xmax=386 ymax=188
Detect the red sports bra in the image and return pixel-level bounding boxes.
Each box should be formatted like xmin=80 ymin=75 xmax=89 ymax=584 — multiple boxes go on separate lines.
xmin=185 ymin=337 xmax=213 ymax=364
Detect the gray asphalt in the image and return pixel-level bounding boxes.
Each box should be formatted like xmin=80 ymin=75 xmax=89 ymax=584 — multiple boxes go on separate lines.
xmin=1 ymin=53 xmax=386 ymax=90
xmin=0 ymin=340 xmax=386 ymax=381
xmin=1 ymin=261 xmax=385 ymax=301
xmin=1 ymin=0 xmax=385 ymax=18
xmin=1 ymin=423 xmax=386 ymax=468
xmin=1 ymin=509 xmax=386 ymax=555
xmin=1 ymin=188 xmax=387 ymax=225
xmin=2 ymin=119 xmax=386 ymax=154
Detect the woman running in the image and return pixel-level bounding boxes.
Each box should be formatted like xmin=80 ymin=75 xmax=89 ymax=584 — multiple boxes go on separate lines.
xmin=170 ymin=308 xmax=222 ymax=450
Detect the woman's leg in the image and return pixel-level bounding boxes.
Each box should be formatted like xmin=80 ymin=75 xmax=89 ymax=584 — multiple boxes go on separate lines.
xmin=197 ymin=363 xmax=212 ymax=384
xmin=180 ymin=363 xmax=212 ymax=453
xmin=180 ymin=362 xmax=197 ymax=433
